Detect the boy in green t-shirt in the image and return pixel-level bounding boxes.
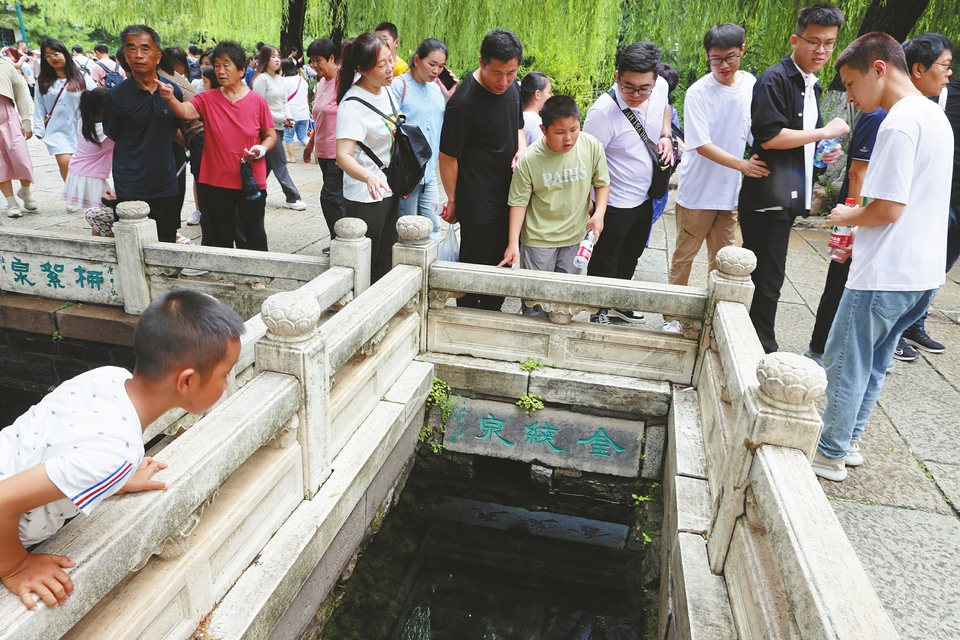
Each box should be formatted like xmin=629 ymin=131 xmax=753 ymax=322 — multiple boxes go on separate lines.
xmin=501 ymin=96 xmax=610 ymax=316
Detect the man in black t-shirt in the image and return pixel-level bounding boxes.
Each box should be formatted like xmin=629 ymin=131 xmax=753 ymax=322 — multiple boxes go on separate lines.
xmin=439 ymin=29 xmax=526 ymax=311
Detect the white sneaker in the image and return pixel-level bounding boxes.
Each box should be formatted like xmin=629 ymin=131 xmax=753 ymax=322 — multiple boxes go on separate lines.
xmin=283 ymin=200 xmax=307 ymax=211
xmin=180 ymin=268 xmax=209 ymax=277
xmin=844 ymin=440 xmax=863 ymax=467
xmin=175 ymin=232 xmax=195 ymax=245
xmin=662 ymin=320 xmax=682 ymax=334
xmin=812 ymin=451 xmax=847 ymax=482
xmin=66 ymin=204 xmax=80 ymax=213
xmin=17 ymin=189 xmax=37 ymax=211
xmin=186 ymin=209 xmax=202 ymax=225
xmin=6 ymin=204 xmax=22 ymax=218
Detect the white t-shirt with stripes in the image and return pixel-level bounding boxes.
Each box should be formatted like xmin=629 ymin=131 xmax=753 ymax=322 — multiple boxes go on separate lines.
xmin=0 ymin=367 xmax=143 ymax=545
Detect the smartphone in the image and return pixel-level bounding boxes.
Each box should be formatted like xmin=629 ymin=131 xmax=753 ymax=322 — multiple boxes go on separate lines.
xmin=438 ymin=67 xmax=457 ymax=91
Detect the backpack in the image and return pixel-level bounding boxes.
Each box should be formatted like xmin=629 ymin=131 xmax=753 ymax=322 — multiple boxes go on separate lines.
xmin=344 ymin=90 xmax=432 ymax=198
xmin=187 ymin=57 xmax=201 ymax=81
xmin=94 ymin=60 xmax=123 ymax=90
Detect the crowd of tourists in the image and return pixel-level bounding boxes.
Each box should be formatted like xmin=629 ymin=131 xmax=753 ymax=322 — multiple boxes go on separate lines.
xmin=1 ymin=1 xmax=959 ymax=610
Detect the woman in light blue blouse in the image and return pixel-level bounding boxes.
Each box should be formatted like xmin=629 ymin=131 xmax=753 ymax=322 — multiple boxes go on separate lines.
xmin=389 ymin=39 xmax=453 ymax=245
xmin=33 ymin=38 xmax=96 ymax=181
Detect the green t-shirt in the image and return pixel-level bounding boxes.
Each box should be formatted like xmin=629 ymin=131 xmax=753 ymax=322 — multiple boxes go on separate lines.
xmin=507 ymin=132 xmax=610 ymax=248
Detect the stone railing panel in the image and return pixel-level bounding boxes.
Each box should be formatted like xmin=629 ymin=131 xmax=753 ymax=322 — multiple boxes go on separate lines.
xmin=711 ymin=301 xmax=765 ymax=408
xmin=429 ymin=261 xmax=707 ymax=319
xmin=143 ymin=244 xmax=328 ymax=281
xmin=749 ymin=446 xmax=899 ymax=639
xmin=0 ymin=372 xmax=300 ymax=640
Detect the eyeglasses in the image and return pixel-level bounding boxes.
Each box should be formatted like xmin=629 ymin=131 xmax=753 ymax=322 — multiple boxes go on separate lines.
xmin=796 ymin=35 xmax=836 ymax=52
xmin=932 ymin=61 xmax=953 ymax=70
xmin=618 ymin=82 xmax=654 ymax=96
xmin=43 ymin=52 xmax=64 ymax=60
xmin=708 ymin=54 xmax=742 ymax=67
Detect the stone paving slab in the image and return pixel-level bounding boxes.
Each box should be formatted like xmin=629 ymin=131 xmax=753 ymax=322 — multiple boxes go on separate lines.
xmin=817 ymin=407 xmax=952 ymax=515
xmin=926 ymin=462 xmax=960 ymax=509
xmin=832 ymin=501 xmax=960 ymax=639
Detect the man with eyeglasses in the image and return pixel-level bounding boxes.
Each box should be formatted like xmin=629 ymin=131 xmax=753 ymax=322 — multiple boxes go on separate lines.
xmin=738 ymin=3 xmax=850 ymax=353
xmin=669 ymin=23 xmax=765 ymax=295
xmin=582 ymin=42 xmax=674 ymax=325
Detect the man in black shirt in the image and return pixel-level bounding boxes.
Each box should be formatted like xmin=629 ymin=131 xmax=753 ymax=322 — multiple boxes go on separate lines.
xmin=102 ymin=25 xmax=183 ymax=244
xmin=439 ymin=29 xmax=526 ymax=311
xmin=738 ymin=3 xmax=849 ymax=353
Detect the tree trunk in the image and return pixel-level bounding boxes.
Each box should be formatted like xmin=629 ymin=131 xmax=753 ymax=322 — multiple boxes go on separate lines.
xmin=329 ymin=0 xmax=347 ymax=45
xmin=280 ymin=0 xmax=307 ymax=58
xmin=828 ymin=0 xmax=931 ymax=90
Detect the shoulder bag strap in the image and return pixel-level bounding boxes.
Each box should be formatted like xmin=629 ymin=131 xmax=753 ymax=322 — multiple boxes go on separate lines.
xmin=288 ymin=77 xmax=301 ymax=101
xmin=45 ymin=81 xmax=69 ymax=123
xmin=607 ymin=87 xmax=660 ymax=166
xmin=400 ymin=75 xmax=407 ymax=103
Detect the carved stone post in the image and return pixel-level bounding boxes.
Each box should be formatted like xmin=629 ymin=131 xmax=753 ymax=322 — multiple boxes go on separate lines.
xmin=393 ymin=216 xmax=435 ymax=349
xmin=330 ymin=218 xmax=371 ymax=298
xmin=256 ymin=291 xmax=330 ymax=498
xmin=706 ymin=352 xmax=827 ymax=573
xmin=693 ymin=246 xmax=757 ymax=385
xmin=112 ymin=201 xmax=157 ymax=315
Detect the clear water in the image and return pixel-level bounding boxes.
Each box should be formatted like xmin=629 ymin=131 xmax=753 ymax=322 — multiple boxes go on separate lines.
xmin=319 ymin=458 xmax=657 ymax=640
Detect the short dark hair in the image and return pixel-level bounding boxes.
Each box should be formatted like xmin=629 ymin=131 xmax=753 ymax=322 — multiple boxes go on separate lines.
xmin=255 ymin=41 xmax=265 ymax=52
xmin=71 ymin=44 xmax=83 ymax=54
xmin=134 ymin=290 xmax=245 ymax=382
xmin=281 ymin=57 xmax=298 ymax=76
xmin=160 ymin=46 xmax=188 ymax=75
xmin=903 ymin=33 xmax=955 ymax=71
xmin=659 ymin=64 xmax=679 ymax=93
xmin=338 ymin=33 xmax=386 ymax=103
xmin=202 ymin=66 xmax=220 ymax=88
xmin=480 ymin=28 xmax=522 ymax=66
xmin=94 ymin=43 xmax=109 ymax=55
xmin=375 ymin=21 xmax=399 ymax=40
xmin=617 ymin=42 xmax=661 ymax=76
xmin=835 ymin=31 xmax=908 ymax=76
xmin=520 ymin=71 xmax=550 ymax=108
xmin=120 ymin=24 xmax=161 ymax=50
xmin=796 ymin=4 xmax=844 ymax=35
xmin=704 ymin=23 xmax=745 ymax=52
xmin=541 ymin=95 xmax=580 ymax=128
xmin=212 ymin=41 xmax=247 ymax=74
xmin=188 ymin=44 xmax=199 ymax=56
xmin=307 ymin=38 xmax=339 ymax=61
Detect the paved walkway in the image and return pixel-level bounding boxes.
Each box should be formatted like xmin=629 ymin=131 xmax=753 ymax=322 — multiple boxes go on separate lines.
xmin=9 ymin=138 xmax=960 ymax=638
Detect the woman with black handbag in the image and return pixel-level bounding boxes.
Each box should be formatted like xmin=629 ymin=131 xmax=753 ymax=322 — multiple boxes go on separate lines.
xmin=335 ymin=33 xmax=399 ymax=284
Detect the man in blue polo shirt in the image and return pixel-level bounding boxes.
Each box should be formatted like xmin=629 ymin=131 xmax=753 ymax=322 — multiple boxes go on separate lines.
xmin=102 ymin=25 xmax=182 ymax=243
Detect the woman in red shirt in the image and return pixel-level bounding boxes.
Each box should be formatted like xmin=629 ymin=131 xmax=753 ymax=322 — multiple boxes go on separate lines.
xmin=157 ymin=41 xmax=276 ymax=250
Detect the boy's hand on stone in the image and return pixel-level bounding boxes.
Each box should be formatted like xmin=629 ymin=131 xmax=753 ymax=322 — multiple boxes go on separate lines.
xmin=498 ymin=244 xmax=519 ymax=267
xmin=115 ymin=457 xmax=167 ymax=495
xmin=741 ymin=154 xmax=769 ymax=178
xmin=2 ymin=553 xmax=75 ymax=611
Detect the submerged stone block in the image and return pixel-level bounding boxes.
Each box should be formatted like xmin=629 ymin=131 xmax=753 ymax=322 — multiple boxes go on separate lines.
xmin=529 ymin=367 xmax=671 ymax=417
xmin=442 ymin=397 xmax=644 ymax=477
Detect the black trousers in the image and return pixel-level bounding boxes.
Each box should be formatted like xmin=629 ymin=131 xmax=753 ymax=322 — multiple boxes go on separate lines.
xmin=118 ymin=195 xmax=180 ymax=244
xmin=317 ymin=158 xmax=345 ymax=241
xmin=809 ymin=257 xmax=851 ymax=355
xmin=346 ymin=195 xmax=399 ymax=284
xmin=739 ymin=210 xmax=794 ymax=353
xmin=198 ymin=183 xmax=268 ymax=251
xmin=457 ymin=220 xmax=509 ymax=311
xmin=587 ymin=199 xmax=653 ymax=281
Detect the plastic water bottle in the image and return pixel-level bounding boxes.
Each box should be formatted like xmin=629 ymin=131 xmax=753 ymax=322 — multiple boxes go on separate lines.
xmin=828 ymin=197 xmax=855 ymax=261
xmin=813 ymin=136 xmax=842 ymax=168
xmin=573 ymin=230 xmax=596 ymax=269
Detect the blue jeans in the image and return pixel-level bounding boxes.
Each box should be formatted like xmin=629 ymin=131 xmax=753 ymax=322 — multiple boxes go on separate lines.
xmin=283 ymin=120 xmax=309 ymax=145
xmin=399 ymin=179 xmax=441 ymax=244
xmin=819 ymin=287 xmax=937 ymax=459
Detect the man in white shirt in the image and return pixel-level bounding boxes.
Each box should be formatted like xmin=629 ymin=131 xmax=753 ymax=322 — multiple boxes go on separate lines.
xmin=670 ymin=23 xmax=767 ymax=288
xmin=813 ymin=32 xmax=954 ymax=482
xmin=583 ymin=42 xmax=674 ymax=326
xmin=71 ymin=44 xmax=91 ymax=76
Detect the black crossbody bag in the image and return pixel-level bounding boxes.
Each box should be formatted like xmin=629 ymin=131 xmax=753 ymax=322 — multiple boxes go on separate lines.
xmin=606 ymin=88 xmax=674 ymax=200
xmin=343 ymin=90 xmax=432 ymax=197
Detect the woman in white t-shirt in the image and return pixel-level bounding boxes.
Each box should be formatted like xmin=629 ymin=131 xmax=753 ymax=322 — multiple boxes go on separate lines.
xmin=520 ymin=71 xmax=551 ymax=147
xmin=336 ymin=33 xmax=399 ymax=284
xmin=281 ymin=58 xmax=310 ymax=163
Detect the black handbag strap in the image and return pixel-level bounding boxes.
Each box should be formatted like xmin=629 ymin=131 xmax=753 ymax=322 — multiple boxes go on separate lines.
xmin=607 ymin=87 xmax=661 ymax=167
xmin=343 ymin=91 xmax=403 ymax=168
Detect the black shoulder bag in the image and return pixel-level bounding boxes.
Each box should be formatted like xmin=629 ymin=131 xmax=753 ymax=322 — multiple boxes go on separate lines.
xmin=606 ymin=88 xmax=674 ymax=200
xmin=343 ymin=90 xmax=432 ymax=197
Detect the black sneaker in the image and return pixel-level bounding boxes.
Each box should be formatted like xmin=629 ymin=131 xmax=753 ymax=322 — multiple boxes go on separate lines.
xmin=902 ymin=327 xmax=945 ymax=354
xmin=590 ymin=309 xmax=611 ymax=325
xmin=608 ymin=309 xmax=645 ymax=324
xmin=893 ymin=337 xmax=919 ymax=362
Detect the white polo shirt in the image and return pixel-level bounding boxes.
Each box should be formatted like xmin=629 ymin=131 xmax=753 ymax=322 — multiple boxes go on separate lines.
xmin=583 ymin=76 xmax=669 ymax=208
